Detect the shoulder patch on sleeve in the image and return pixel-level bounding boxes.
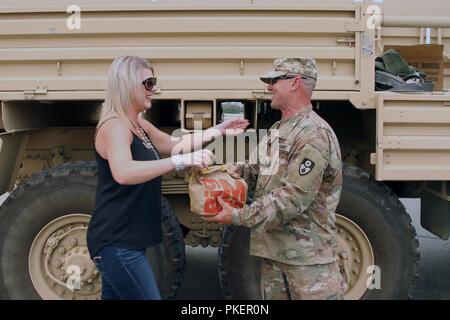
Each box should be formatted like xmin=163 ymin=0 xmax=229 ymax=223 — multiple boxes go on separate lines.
xmin=284 ymin=143 xmax=328 ymax=193
xmin=299 ymin=158 xmax=315 ymax=176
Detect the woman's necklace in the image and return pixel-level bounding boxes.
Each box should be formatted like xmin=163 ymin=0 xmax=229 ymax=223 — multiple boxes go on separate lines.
xmin=132 ymin=123 xmax=160 ymax=159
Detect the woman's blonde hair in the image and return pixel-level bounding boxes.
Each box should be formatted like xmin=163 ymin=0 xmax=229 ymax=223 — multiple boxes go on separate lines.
xmin=100 ymin=56 xmax=154 ymax=129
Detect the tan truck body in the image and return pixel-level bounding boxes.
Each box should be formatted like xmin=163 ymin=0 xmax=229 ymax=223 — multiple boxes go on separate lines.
xmin=1 ymin=0 xmax=449 ymax=181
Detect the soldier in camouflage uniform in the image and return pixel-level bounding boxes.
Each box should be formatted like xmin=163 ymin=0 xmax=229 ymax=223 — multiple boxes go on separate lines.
xmin=206 ymin=58 xmax=347 ymax=300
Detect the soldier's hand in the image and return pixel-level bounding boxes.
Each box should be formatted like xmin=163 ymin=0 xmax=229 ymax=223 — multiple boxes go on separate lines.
xmin=203 ymin=197 xmax=233 ymax=224
xmin=225 ymin=163 xmax=241 ymax=179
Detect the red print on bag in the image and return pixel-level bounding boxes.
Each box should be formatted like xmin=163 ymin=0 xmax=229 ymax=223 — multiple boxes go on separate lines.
xmin=200 ymin=178 xmax=246 ymax=214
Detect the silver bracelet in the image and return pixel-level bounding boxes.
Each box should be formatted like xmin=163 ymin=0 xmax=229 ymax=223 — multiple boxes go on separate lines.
xmin=171 ymin=155 xmax=185 ymax=172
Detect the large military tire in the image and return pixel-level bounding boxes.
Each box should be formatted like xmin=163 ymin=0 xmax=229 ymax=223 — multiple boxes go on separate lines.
xmin=218 ymin=163 xmax=420 ymax=300
xmin=0 ymin=161 xmax=185 ymax=300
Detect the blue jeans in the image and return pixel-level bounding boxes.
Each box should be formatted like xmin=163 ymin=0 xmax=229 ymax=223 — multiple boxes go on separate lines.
xmin=92 ymin=246 xmax=161 ymax=300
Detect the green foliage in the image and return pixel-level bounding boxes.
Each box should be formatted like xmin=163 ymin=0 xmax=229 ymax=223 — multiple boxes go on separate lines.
xmin=221 ymin=102 xmax=244 ymax=114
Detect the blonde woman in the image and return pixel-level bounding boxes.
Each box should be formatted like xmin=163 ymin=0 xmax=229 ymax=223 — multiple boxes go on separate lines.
xmin=87 ymin=56 xmax=248 ymax=300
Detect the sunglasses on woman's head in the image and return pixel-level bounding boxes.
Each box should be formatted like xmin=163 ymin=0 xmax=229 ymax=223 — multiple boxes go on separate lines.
xmin=142 ymin=77 xmax=157 ymax=91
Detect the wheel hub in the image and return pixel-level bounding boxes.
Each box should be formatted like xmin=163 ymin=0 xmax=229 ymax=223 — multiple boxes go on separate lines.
xmin=336 ymin=214 xmax=375 ymax=300
xmin=29 ymin=214 xmax=101 ymax=300
xmin=62 ymin=246 xmax=98 ymax=284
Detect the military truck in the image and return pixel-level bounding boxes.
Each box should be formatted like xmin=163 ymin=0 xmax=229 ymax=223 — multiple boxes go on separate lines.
xmin=0 ymin=0 xmax=449 ymax=300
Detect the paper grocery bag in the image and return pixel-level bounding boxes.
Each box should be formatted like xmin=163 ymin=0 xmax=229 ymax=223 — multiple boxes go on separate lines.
xmin=188 ymin=165 xmax=248 ymax=216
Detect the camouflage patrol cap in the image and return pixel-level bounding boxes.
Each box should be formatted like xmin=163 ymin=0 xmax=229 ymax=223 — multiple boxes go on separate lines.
xmin=260 ymin=57 xmax=318 ymax=84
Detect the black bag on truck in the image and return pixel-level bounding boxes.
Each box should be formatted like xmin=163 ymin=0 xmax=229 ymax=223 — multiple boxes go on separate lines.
xmin=375 ymin=49 xmax=433 ymax=92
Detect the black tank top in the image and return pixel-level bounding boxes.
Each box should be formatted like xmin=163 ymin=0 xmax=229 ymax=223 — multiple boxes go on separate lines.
xmin=87 ymin=120 xmax=162 ymax=257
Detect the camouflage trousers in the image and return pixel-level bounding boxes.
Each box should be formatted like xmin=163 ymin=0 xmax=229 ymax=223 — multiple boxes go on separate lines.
xmin=260 ymin=258 xmax=347 ymax=300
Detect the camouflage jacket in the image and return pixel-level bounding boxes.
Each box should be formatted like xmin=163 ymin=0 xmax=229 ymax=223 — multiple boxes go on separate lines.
xmin=233 ymin=104 xmax=342 ymax=265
